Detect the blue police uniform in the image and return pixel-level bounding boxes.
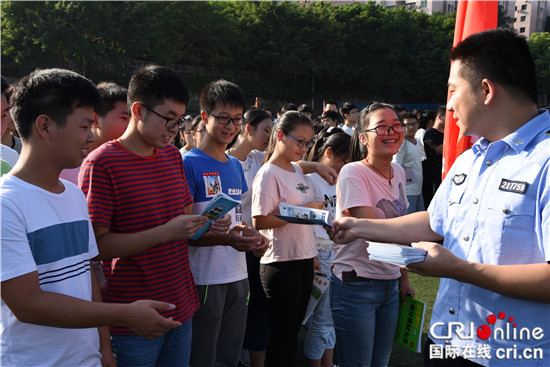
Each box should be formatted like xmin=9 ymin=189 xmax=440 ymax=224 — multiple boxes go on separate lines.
xmin=427 ymin=110 xmax=550 ymax=366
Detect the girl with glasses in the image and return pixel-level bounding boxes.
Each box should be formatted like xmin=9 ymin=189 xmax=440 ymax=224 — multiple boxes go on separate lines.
xmin=252 ymin=111 xmax=324 ymax=367
xmin=331 ymin=103 xmax=415 ymax=367
xmin=303 ymin=127 xmax=350 ymax=367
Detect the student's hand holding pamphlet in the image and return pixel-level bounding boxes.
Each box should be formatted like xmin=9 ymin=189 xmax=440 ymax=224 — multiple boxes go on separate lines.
xmin=275 ymin=202 xmax=333 ymax=227
xmin=191 ymin=192 xmax=239 ymax=240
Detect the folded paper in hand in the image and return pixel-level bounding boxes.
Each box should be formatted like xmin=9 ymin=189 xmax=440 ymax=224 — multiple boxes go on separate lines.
xmin=275 ymin=203 xmax=332 ymax=227
xmin=367 ymin=242 xmax=427 ymax=267
xmin=191 ymin=192 xmax=239 ymax=240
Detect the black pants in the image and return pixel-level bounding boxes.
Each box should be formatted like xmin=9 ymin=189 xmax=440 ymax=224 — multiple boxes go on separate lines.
xmin=424 ymin=338 xmax=483 ymax=367
xmin=260 ymin=258 xmax=314 ymax=367
xmin=243 ymin=251 xmax=270 ymax=351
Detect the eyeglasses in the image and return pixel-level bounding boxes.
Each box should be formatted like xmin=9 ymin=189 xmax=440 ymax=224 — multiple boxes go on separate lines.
xmin=208 ymin=113 xmax=244 ymax=126
xmin=287 ymin=133 xmax=315 ymax=149
xmin=195 ymin=128 xmax=206 ymax=135
xmin=363 ymin=123 xmax=405 ymax=136
xmin=403 ymin=122 xmax=419 ymax=128
xmin=141 ymin=104 xmax=187 ymax=129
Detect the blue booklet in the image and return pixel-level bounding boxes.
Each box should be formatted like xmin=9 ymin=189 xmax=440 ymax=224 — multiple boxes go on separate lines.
xmin=191 ymin=192 xmax=239 ymax=240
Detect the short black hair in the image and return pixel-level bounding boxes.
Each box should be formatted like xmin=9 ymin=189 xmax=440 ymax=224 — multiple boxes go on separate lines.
xmin=10 ymin=68 xmax=101 ymax=140
xmin=401 ymin=112 xmax=418 ymax=121
xmin=298 ymin=104 xmax=313 ymax=114
xmin=128 ymin=65 xmax=189 ymax=108
xmin=322 ymin=110 xmax=339 ymax=121
xmin=280 ymin=103 xmax=298 ymax=115
xmin=95 ymin=82 xmax=128 ymax=118
xmin=449 ymin=28 xmax=538 ymax=104
xmin=199 ymin=79 xmax=247 ymax=114
xmin=340 ymin=102 xmax=357 ymax=116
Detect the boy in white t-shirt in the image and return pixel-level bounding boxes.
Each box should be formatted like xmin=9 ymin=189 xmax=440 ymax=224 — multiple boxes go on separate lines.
xmin=1 ymin=68 xmax=183 ymax=366
xmin=393 ymin=112 xmax=424 ymax=213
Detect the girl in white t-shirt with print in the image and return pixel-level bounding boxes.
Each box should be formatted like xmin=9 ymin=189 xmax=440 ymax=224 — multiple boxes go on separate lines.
xmin=303 ymin=127 xmax=350 ymax=367
xmin=332 ymin=103 xmax=415 ymax=367
xmin=252 ymin=111 xmax=324 ymax=367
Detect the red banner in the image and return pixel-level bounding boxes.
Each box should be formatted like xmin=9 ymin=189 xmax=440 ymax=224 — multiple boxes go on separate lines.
xmin=442 ymin=0 xmax=498 ymax=179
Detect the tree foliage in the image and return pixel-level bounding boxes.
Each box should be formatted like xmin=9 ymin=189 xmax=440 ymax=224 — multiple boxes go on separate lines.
xmin=527 ymin=32 xmax=550 ymax=103
xmin=4 ymin=1 xmax=544 ymax=106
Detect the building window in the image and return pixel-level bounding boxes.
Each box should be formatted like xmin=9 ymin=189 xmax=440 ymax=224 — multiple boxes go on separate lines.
xmin=520 ymin=27 xmax=526 ymax=33
xmin=421 ymin=1 xmax=427 ymax=8
xmin=521 ymin=4 xmax=527 ymax=10
xmin=521 ymin=15 xmax=526 ymax=21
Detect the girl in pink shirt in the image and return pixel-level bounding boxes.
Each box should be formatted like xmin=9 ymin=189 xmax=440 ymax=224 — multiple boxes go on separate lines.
xmin=252 ymin=111 xmax=323 ymax=367
xmin=331 ymin=103 xmax=415 ymax=367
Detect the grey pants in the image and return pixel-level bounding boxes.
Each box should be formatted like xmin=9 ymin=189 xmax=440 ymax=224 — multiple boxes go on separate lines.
xmin=190 ymin=278 xmax=249 ymax=367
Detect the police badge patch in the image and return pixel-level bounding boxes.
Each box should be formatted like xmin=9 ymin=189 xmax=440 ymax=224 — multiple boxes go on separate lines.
xmin=452 ymin=173 xmax=467 ymax=185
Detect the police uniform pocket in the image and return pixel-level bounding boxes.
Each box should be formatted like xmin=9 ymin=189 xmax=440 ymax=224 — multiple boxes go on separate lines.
xmin=485 ymin=194 xmax=535 ymax=255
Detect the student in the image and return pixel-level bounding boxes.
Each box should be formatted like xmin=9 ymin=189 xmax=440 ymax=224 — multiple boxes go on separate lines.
xmin=330 ymin=29 xmax=550 ymax=367
xmin=323 ymin=99 xmax=338 ymax=113
xmin=226 ymin=107 xmax=273 ymax=367
xmin=321 ymin=109 xmax=339 ymax=128
xmin=1 ymin=68 xmax=182 ymax=367
xmin=339 ymin=102 xmax=358 ymax=136
xmin=393 ymin=112 xmax=424 ymax=213
xmin=60 ymin=81 xmax=129 ymax=184
xmin=1 ymin=76 xmax=18 ymax=175
xmin=1 ymin=76 xmax=21 ymax=155
xmin=331 ymin=103 xmax=415 ymax=367
xmin=252 ymin=111 xmax=324 ymax=367
xmin=182 ymin=80 xmax=269 ymax=367
xmin=179 ymin=115 xmax=196 ymax=155
xmin=422 ymin=106 xmax=446 ymax=208
xmin=298 ymin=103 xmax=314 ymax=121
xmin=190 ymin=114 xmax=206 ymax=149
xmin=304 ymin=127 xmax=351 ymax=367
xmin=80 ymin=65 xmax=228 ymax=367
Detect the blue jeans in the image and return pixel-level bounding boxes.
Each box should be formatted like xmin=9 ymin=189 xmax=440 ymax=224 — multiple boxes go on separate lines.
xmin=111 ymin=320 xmax=192 ymax=367
xmin=330 ymin=275 xmax=399 ymax=367
xmin=304 ymin=249 xmax=336 ymax=360
xmin=406 ymin=194 xmax=425 ymax=214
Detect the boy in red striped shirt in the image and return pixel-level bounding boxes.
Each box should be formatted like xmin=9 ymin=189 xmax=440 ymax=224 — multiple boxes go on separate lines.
xmin=80 ymin=65 xmax=230 ymax=366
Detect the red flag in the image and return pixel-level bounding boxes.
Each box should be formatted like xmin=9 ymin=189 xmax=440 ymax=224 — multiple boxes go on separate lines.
xmin=443 ymin=0 xmax=498 ymax=179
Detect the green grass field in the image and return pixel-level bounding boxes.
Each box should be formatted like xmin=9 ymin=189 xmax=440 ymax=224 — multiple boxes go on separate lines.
xmin=296 ymin=272 xmax=440 ymax=367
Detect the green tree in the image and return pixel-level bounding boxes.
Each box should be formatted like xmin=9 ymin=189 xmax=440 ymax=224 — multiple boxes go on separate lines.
xmin=527 ymin=32 xmax=550 ymax=102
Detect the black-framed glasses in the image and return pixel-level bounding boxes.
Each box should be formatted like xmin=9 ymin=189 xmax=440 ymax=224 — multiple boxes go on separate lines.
xmin=363 ymin=123 xmax=405 ymax=136
xmin=208 ymin=113 xmax=244 ymax=126
xmin=141 ymin=104 xmax=187 ymax=129
xmin=403 ymin=122 xmax=419 ymax=128
xmin=287 ymin=133 xmax=315 ymax=149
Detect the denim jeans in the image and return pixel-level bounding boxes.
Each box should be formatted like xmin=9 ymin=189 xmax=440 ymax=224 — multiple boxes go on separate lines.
xmin=330 ymin=274 xmax=399 ymax=367
xmin=111 ymin=319 xmax=192 ymax=367
xmin=304 ymin=249 xmax=336 ymax=360
xmin=406 ymin=194 xmax=425 ymax=214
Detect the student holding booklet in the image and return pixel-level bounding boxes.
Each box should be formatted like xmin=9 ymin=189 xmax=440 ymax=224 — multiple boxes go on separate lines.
xmin=252 ymin=111 xmax=324 ymax=367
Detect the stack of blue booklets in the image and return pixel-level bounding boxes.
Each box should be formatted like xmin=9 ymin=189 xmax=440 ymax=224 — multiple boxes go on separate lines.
xmin=367 ymin=242 xmax=427 ymax=267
